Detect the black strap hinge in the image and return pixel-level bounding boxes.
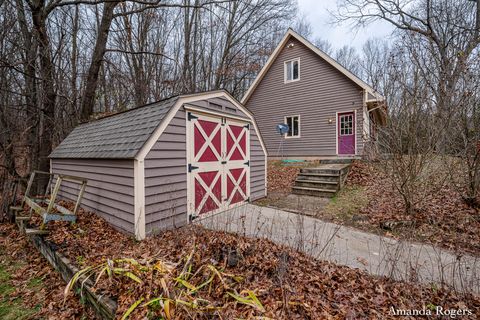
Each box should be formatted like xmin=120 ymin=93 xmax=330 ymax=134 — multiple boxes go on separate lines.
xmin=188 ymin=164 xmax=199 ymax=172
xmin=244 ymin=160 xmax=250 ymax=167
xmin=244 ymin=123 xmax=250 ymax=130
xmin=221 ymin=161 xmax=227 ymax=164
xmin=188 ymin=112 xmax=198 ymax=121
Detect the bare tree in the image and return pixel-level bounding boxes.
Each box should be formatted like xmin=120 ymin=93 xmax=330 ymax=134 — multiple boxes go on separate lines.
xmin=336 ymin=0 xmax=480 ymax=208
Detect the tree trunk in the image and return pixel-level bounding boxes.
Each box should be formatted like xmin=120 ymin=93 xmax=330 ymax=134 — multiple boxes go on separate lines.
xmin=80 ymin=1 xmax=118 ymax=121
xmin=15 ymin=0 xmax=39 ymax=176
xmin=30 ymin=0 xmax=56 ymax=189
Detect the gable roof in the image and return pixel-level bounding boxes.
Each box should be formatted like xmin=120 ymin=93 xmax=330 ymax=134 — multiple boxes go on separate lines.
xmin=50 ymin=90 xmax=268 ymax=160
xmin=241 ymin=28 xmax=384 ymax=104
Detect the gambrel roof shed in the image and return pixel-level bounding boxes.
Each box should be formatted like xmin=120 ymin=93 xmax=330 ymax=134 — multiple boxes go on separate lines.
xmin=50 ymin=90 xmax=267 ymax=240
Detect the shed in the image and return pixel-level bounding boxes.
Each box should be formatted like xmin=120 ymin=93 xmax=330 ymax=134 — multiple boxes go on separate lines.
xmin=49 ymin=90 xmax=267 ymax=240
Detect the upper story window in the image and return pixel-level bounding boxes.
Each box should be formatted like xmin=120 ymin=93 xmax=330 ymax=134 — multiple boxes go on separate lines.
xmin=285 ymin=115 xmax=300 ymax=138
xmin=284 ymin=58 xmax=300 ymax=83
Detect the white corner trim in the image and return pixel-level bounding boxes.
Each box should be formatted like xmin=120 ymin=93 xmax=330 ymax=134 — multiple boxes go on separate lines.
xmin=241 ymin=29 xmax=384 ymax=104
xmin=354 ymin=109 xmax=358 ymax=155
xmin=133 ymin=159 xmax=145 ymax=240
xmin=335 ymin=111 xmax=339 ymax=155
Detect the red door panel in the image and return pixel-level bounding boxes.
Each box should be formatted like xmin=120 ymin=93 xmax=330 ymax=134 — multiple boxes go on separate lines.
xmin=188 ymin=112 xmax=250 ymax=217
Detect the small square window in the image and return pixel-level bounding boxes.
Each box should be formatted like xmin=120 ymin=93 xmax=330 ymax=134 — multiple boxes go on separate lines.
xmin=339 ymin=114 xmax=353 ymax=136
xmin=285 ymin=59 xmax=300 ymax=83
xmin=285 ymin=115 xmax=300 ymax=138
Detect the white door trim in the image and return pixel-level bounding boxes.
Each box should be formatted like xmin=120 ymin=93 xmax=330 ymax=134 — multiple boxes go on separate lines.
xmin=186 ymin=111 xmax=251 ymax=221
xmin=336 ymin=110 xmax=357 ymax=156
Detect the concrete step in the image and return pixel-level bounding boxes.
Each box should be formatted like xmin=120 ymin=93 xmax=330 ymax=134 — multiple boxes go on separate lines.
xmin=294 ymin=180 xmax=339 ymax=190
xmin=301 ymin=168 xmax=345 ymax=175
xmin=292 ymin=186 xmax=337 ymax=198
xmin=319 ymin=158 xmax=356 ymax=164
xmin=297 ymin=173 xmax=340 ymax=182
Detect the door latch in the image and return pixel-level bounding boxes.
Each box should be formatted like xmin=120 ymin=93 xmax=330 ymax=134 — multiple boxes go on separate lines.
xmin=188 ymin=164 xmax=199 ymax=172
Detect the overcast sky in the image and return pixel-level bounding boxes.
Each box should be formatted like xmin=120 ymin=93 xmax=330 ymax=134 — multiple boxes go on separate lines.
xmin=297 ymin=0 xmax=395 ymax=51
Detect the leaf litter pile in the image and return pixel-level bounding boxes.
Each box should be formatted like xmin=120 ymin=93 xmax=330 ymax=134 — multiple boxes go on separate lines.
xmin=344 ymin=161 xmax=480 ymax=255
xmin=21 ymin=202 xmax=480 ymax=319
xmin=0 ymin=223 xmax=94 ymax=319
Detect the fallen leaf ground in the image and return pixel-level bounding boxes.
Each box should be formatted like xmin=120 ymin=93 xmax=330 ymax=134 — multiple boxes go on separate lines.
xmin=324 ymin=161 xmax=480 ymax=255
xmin=0 ymin=224 xmax=95 ymax=319
xmin=16 ymin=205 xmax=480 ymax=319
xmin=261 ymin=160 xmax=480 ymax=256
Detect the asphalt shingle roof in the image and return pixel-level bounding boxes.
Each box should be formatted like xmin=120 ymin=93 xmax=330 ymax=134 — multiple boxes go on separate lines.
xmin=49 ymin=96 xmax=179 ymax=159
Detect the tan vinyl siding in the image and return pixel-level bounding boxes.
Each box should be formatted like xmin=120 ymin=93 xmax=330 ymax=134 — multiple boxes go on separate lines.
xmin=144 ymin=109 xmax=188 ymax=235
xmin=144 ymin=99 xmax=266 ymax=235
xmin=51 ymin=158 xmax=135 ymax=234
xmin=246 ymin=37 xmax=365 ymax=157
xmin=250 ymin=127 xmax=266 ymax=200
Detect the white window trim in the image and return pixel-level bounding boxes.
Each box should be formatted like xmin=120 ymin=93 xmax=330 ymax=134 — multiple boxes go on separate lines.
xmin=284 ymin=115 xmax=301 ymax=139
xmin=284 ymin=58 xmax=300 ymax=83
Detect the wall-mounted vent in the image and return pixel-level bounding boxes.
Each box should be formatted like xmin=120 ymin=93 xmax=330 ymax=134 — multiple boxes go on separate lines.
xmin=209 ymin=102 xmax=223 ymax=110
xmin=225 ymin=106 xmax=237 ymax=113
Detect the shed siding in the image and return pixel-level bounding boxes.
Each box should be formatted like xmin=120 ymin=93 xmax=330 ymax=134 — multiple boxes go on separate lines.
xmin=51 ymin=159 xmax=135 ymax=234
xmin=144 ymin=100 xmax=266 ymax=235
xmin=144 ymin=109 xmax=188 ymax=235
xmin=246 ymin=37 xmax=365 ymax=157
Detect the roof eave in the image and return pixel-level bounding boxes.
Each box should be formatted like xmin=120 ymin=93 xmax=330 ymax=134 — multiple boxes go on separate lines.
xmin=241 ymin=28 xmax=382 ymax=104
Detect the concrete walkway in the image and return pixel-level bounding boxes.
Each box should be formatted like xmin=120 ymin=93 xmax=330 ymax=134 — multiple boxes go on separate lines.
xmin=197 ymin=204 xmax=480 ymax=294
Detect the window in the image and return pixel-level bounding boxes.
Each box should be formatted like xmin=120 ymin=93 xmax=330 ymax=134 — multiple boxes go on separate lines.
xmin=285 ymin=115 xmax=300 ymax=138
xmin=339 ymin=114 xmax=353 ymax=136
xmin=284 ymin=58 xmax=300 ymax=83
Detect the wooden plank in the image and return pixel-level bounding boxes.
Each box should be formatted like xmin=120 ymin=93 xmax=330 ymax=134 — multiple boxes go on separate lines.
xmin=15 ymin=216 xmax=31 ymax=221
xmin=44 ymin=199 xmax=75 ymax=216
xmin=24 ymin=172 xmax=36 ymax=201
xmin=47 ymin=177 xmax=62 ymax=214
xmin=28 ymin=233 xmax=117 ymax=319
xmin=25 ymin=197 xmax=47 ymax=216
xmin=57 ymin=174 xmax=88 ymax=184
xmin=25 ymin=228 xmax=50 ymax=235
xmin=73 ymin=181 xmax=87 ymax=215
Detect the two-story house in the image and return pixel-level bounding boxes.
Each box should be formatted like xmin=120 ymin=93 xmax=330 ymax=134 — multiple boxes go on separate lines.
xmin=242 ymin=29 xmax=386 ymax=159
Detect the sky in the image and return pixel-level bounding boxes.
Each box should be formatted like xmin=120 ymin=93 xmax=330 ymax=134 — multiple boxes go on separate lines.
xmin=296 ymin=0 xmax=395 ymax=51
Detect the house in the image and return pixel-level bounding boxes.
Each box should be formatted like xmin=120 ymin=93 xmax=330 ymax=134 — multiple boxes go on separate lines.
xmin=242 ymin=29 xmax=386 ymax=159
xmin=49 ymin=90 xmax=267 ymax=240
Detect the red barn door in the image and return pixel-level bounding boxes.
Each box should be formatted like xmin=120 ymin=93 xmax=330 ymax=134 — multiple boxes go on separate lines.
xmin=187 ymin=111 xmax=250 ymax=219
xmin=224 ymin=118 xmax=250 ymax=209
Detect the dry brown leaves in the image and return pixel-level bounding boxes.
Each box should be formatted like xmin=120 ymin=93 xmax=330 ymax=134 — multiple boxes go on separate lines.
xmin=18 ymin=203 xmax=480 ymax=319
xmin=267 ymin=161 xmax=301 ymax=194
xmin=346 ymin=161 xmax=480 ymax=255
xmin=0 ymin=223 xmax=96 ymax=319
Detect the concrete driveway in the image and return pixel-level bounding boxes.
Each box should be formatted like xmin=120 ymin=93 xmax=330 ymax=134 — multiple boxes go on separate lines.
xmin=197 ymin=204 xmax=480 ymax=294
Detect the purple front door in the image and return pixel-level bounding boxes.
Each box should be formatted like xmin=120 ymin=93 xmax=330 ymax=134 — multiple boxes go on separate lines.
xmin=337 ymin=112 xmax=355 ymax=155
